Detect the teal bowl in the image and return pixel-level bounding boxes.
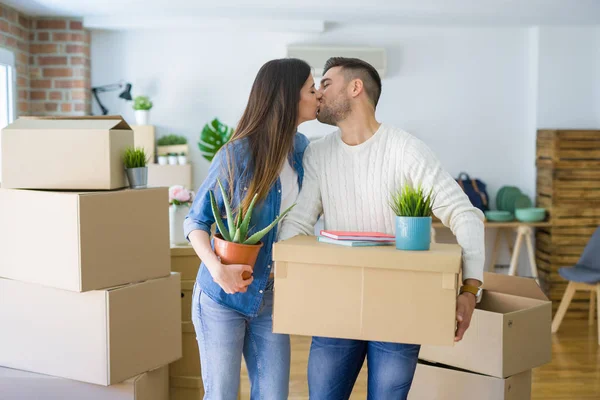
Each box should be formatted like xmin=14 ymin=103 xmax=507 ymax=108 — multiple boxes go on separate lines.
xmin=515 ymin=208 xmax=546 ymax=222
xmin=484 ymin=210 xmax=514 ymax=222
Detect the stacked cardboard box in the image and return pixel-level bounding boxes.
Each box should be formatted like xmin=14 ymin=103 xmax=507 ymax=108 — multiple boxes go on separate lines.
xmin=169 ymin=245 xmax=204 ymax=400
xmin=0 ymin=116 xmax=182 ymax=400
xmin=413 ymin=273 xmax=552 ymax=399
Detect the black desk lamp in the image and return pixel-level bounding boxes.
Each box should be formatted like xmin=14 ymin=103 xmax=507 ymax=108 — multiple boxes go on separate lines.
xmin=91 ymin=81 xmax=133 ymax=115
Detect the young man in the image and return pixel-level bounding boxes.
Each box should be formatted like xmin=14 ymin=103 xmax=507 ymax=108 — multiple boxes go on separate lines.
xmin=278 ymin=57 xmax=485 ymax=399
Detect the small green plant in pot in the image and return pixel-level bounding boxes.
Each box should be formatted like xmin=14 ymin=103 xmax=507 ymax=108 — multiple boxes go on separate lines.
xmin=390 ymin=185 xmax=435 ymax=251
xmin=210 ymin=179 xmax=294 ymax=279
xmin=123 ymin=147 xmax=150 ymax=189
xmin=133 ymin=95 xmax=153 ymax=125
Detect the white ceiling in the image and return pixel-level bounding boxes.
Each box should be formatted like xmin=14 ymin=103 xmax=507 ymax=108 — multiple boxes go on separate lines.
xmin=5 ymin=0 xmax=600 ymax=28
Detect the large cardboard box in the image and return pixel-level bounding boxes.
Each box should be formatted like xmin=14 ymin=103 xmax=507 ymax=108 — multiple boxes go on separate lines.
xmin=169 ymin=322 xmax=201 ymax=377
xmin=132 ymin=125 xmax=156 ymax=163
xmin=419 ymin=273 xmax=552 ymax=378
xmin=1 ymin=116 xmax=133 ymax=190
xmin=148 ymin=163 xmax=192 ymax=189
xmin=169 ymin=376 xmax=205 ymax=400
xmin=273 ymin=235 xmax=462 ymax=346
xmin=408 ymin=362 xmax=531 ymax=400
xmin=0 ymin=188 xmax=171 ymax=292
xmin=0 ymin=365 xmax=169 ymax=400
xmin=0 ymin=273 xmax=182 ymax=386
xmin=181 ymin=280 xmax=194 ymax=321
xmin=171 ymin=245 xmax=201 ymax=280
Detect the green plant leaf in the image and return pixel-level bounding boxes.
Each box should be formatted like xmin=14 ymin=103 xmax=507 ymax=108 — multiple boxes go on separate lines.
xmin=209 ymin=190 xmax=231 ymax=241
xmin=217 ymin=179 xmax=236 ymax=236
xmin=198 ymin=118 xmax=233 ymax=162
xmin=243 ymin=204 xmax=295 ymax=245
xmin=123 ymin=146 xmax=148 ymax=168
xmin=132 ymin=95 xmax=153 ymax=111
xmin=238 ymin=194 xmax=258 ymax=242
xmin=232 ymin=227 xmax=241 ymax=243
xmin=390 ymin=185 xmax=435 ymax=217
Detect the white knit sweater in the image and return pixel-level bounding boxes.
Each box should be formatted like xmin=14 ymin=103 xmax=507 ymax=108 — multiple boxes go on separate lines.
xmin=278 ymin=123 xmax=486 ymax=282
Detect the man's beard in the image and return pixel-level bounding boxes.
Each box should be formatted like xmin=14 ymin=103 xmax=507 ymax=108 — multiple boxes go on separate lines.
xmin=317 ymin=92 xmax=351 ymax=126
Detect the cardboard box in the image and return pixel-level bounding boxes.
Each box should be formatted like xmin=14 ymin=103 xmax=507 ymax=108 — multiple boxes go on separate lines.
xmin=273 ymin=235 xmax=462 ymax=346
xmin=0 ymin=365 xmax=169 ymax=400
xmin=0 ymin=188 xmax=171 ymax=292
xmin=1 ymin=116 xmax=133 ymax=190
xmin=169 ymin=322 xmax=200 ymax=377
xmin=148 ymin=163 xmax=192 ymax=189
xmin=419 ymin=273 xmax=552 ymax=378
xmin=132 ymin=125 xmax=156 ymax=163
xmin=169 ymin=376 xmax=205 ymax=400
xmin=181 ymin=280 xmax=194 ymax=321
xmin=408 ymin=362 xmax=531 ymax=400
xmin=171 ymin=245 xmax=201 ymax=281
xmin=0 ymin=273 xmax=182 ymax=386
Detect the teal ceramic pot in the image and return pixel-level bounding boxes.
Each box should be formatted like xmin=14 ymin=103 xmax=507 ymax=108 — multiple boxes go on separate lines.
xmin=395 ymin=216 xmax=432 ymax=251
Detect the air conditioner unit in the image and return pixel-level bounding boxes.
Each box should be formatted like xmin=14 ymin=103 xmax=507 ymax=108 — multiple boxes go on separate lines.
xmin=286 ymin=45 xmax=387 ymax=78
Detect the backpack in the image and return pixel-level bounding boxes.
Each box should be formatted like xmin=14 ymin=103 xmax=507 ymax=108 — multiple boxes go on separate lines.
xmin=456 ymin=172 xmax=489 ymax=212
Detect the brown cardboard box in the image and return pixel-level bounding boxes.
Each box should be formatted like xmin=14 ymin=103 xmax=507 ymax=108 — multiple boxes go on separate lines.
xmin=169 ymin=376 xmax=205 ymax=400
xmin=0 ymin=365 xmax=169 ymax=400
xmin=148 ymin=163 xmax=192 ymax=189
xmin=0 ymin=273 xmax=182 ymax=386
xmin=1 ymin=116 xmax=133 ymax=190
xmin=272 ymin=235 xmax=462 ymax=346
xmin=132 ymin=125 xmax=156 ymax=163
xmin=171 ymin=245 xmax=201 ymax=280
xmin=419 ymin=272 xmax=552 ymax=378
xmin=181 ymin=281 xmax=194 ymax=321
xmin=408 ymin=362 xmax=531 ymax=400
xmin=169 ymin=322 xmax=200 ymax=377
xmin=0 ymin=188 xmax=170 ymax=292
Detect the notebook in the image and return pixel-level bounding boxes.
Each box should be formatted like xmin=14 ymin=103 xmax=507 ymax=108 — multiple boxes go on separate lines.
xmin=320 ymin=230 xmax=395 ymax=242
xmin=317 ymin=236 xmax=395 ymax=247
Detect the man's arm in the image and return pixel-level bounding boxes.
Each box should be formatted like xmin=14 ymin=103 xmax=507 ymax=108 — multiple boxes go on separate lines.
xmin=279 ymin=144 xmax=324 ymax=241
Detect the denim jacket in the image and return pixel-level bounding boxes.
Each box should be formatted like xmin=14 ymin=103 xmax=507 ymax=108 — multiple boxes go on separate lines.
xmin=183 ymin=133 xmax=309 ymax=317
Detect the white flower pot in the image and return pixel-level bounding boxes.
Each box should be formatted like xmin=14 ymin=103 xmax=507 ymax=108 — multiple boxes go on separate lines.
xmin=178 ymin=155 xmax=187 ymax=165
xmin=168 ymin=156 xmax=178 ymax=165
xmin=157 ymin=155 xmax=168 ymax=165
xmin=135 ymin=110 xmax=150 ymax=125
xmin=169 ymin=204 xmax=189 ymax=245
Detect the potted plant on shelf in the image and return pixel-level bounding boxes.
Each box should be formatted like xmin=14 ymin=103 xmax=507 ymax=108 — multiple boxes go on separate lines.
xmin=210 ymin=179 xmax=294 ymax=279
xmin=169 ymin=185 xmax=194 ymax=245
xmin=168 ymin=152 xmax=178 ymax=165
xmin=157 ymin=134 xmax=188 ymax=157
xmin=133 ymin=95 xmax=153 ymax=125
xmin=198 ymin=118 xmax=234 ymax=162
xmin=123 ymin=147 xmax=149 ymax=189
xmin=178 ymin=152 xmax=187 ymax=165
xmin=390 ymin=185 xmax=435 ymax=251
xmin=157 ymin=154 xmax=168 ymax=165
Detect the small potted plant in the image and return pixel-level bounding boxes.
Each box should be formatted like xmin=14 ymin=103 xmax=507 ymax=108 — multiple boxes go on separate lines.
xmin=157 ymin=154 xmax=168 ymax=165
xmin=157 ymin=134 xmax=188 ymax=157
xmin=123 ymin=147 xmax=149 ymax=189
xmin=133 ymin=95 xmax=153 ymax=125
xmin=210 ymin=179 xmax=294 ymax=279
xmin=390 ymin=185 xmax=435 ymax=251
xmin=178 ymin=152 xmax=187 ymax=165
xmin=169 ymin=185 xmax=194 ymax=245
xmin=168 ymin=152 xmax=178 ymax=165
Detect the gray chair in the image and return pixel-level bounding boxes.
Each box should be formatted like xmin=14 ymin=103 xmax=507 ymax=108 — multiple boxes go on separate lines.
xmin=551 ymin=226 xmax=600 ymax=343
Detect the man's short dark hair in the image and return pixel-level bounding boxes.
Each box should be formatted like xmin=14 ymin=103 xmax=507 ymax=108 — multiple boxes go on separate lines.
xmin=323 ymin=57 xmax=382 ymax=107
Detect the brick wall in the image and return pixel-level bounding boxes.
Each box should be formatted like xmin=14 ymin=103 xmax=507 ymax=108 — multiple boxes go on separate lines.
xmin=0 ymin=3 xmax=92 ymax=117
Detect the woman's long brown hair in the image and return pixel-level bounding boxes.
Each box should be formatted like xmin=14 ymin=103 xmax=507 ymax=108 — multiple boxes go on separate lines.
xmin=226 ymin=58 xmax=311 ymax=214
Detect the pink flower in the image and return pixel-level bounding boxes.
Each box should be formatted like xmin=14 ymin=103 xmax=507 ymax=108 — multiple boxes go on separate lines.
xmin=169 ymin=185 xmax=194 ymax=205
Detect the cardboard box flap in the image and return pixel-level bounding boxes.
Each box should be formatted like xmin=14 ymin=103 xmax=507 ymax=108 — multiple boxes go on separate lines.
xmin=482 ymin=272 xmax=549 ymax=301
xmin=273 ymin=235 xmax=462 ymax=273
xmin=5 ymin=116 xmax=131 ymax=131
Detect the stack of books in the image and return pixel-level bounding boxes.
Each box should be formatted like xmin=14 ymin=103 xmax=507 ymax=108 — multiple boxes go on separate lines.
xmin=318 ymin=230 xmax=395 ymax=247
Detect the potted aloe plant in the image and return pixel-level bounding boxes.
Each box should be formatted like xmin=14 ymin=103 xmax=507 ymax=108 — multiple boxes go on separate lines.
xmin=390 ymin=185 xmax=435 ymax=251
xmin=123 ymin=147 xmax=150 ymax=189
xmin=210 ymin=179 xmax=294 ymax=279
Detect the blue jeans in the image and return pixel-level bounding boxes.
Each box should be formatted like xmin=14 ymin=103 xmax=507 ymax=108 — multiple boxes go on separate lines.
xmin=191 ymin=281 xmax=290 ymax=400
xmin=308 ymin=337 xmax=420 ymax=400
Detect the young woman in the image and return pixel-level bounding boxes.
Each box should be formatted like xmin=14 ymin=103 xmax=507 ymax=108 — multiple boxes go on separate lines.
xmin=184 ymin=58 xmax=321 ymax=399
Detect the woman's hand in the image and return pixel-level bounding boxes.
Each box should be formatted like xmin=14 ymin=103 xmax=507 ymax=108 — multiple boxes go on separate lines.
xmin=212 ymin=263 xmax=254 ymax=294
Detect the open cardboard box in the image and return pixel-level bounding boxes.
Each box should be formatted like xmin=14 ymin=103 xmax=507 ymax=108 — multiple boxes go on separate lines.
xmin=0 ymin=365 xmax=169 ymax=400
xmin=0 ymin=273 xmax=182 ymax=386
xmin=0 ymin=187 xmax=171 ymax=292
xmin=419 ymin=272 xmax=552 ymax=378
xmin=273 ymin=235 xmax=462 ymax=346
xmin=1 ymin=116 xmax=133 ymax=190
xmin=408 ymin=361 xmax=531 ymax=400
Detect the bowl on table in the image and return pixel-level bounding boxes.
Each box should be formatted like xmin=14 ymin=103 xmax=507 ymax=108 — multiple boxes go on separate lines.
xmin=515 ymin=208 xmax=547 ymax=222
xmin=484 ymin=210 xmax=514 ymax=222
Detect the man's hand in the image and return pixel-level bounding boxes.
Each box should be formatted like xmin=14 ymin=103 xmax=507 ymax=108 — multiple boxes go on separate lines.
xmin=455 ymin=292 xmax=476 ymax=342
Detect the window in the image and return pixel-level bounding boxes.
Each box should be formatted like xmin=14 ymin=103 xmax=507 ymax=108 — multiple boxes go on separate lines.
xmin=0 ymin=48 xmax=16 ymax=184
